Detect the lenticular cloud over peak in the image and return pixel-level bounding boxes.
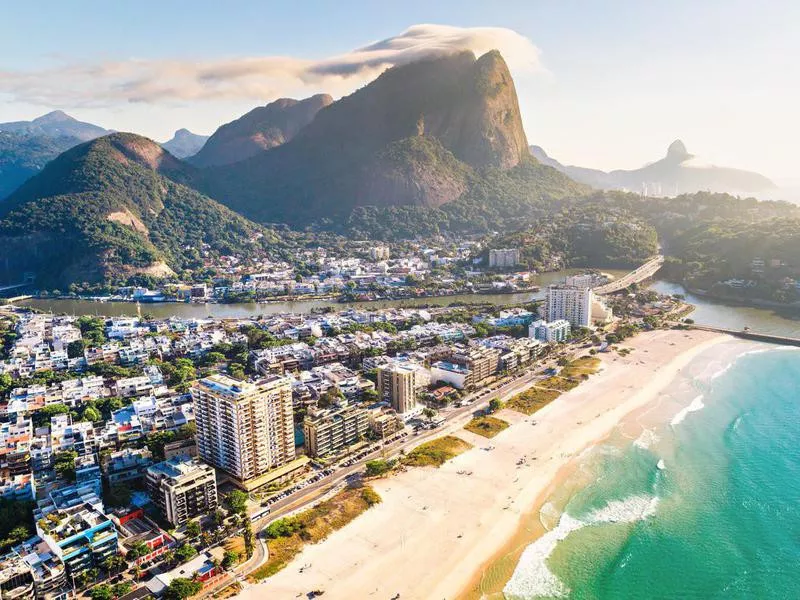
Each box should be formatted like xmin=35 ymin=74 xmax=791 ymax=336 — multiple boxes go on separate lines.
xmin=0 ymin=24 xmax=543 ymax=107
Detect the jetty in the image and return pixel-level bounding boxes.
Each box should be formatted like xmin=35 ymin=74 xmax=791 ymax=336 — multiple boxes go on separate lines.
xmin=690 ymin=324 xmax=800 ymax=348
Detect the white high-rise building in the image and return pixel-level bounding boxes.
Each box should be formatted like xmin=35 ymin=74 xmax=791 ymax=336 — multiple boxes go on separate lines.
xmin=192 ymin=374 xmax=296 ymax=488
xmin=545 ymin=286 xmax=593 ymax=328
xmin=488 ymin=248 xmax=520 ymax=268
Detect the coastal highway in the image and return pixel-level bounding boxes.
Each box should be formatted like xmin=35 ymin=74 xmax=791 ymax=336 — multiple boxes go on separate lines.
xmin=235 ymin=353 xmax=571 ymax=581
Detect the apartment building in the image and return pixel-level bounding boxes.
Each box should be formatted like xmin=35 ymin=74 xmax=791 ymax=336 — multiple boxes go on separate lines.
xmin=545 ymin=285 xmax=593 ymax=328
xmin=303 ymin=405 xmax=369 ymax=458
xmin=529 ymin=319 xmax=572 ymax=343
xmin=0 ymin=553 xmax=35 ymax=600
xmin=191 ymin=374 xmax=298 ymax=489
xmin=146 ymin=456 xmax=217 ymax=527
xmin=488 ymin=248 xmax=520 ymax=268
xmin=376 ymin=363 xmax=418 ymax=414
xmin=449 ymin=346 xmax=501 ymax=388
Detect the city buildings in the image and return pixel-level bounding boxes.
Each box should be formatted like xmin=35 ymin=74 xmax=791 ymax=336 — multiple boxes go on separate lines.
xmin=545 ymin=285 xmax=593 ymax=328
xmin=529 ymin=319 xmax=572 ymax=343
xmin=488 ymin=248 xmax=520 ymax=268
xmin=376 ymin=364 xmax=418 ymax=415
xmin=449 ymin=346 xmax=501 ymax=388
xmin=192 ymin=374 xmax=303 ymax=490
xmin=34 ymin=501 xmax=118 ymax=579
xmin=101 ymin=447 xmax=153 ymax=486
xmin=429 ymin=361 xmax=470 ymax=390
xmin=303 ymin=404 xmax=369 ymax=458
xmin=146 ymin=456 xmax=218 ymax=527
xmin=13 ymin=537 xmax=68 ymax=600
xmin=0 ymin=553 xmax=35 ymax=600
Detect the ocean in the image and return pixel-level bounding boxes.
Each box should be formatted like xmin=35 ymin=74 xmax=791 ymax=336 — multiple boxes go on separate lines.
xmin=503 ymin=342 xmax=800 ymax=599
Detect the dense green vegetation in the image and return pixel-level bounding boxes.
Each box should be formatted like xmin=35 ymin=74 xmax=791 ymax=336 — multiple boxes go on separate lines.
xmin=0 ymin=132 xmax=83 ymax=199
xmin=0 ymin=133 xmax=279 ymax=286
xmin=0 ymin=498 xmax=35 ymax=553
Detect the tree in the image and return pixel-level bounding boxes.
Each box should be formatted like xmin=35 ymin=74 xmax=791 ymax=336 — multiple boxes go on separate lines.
xmin=80 ymin=405 xmax=102 ymax=422
xmin=243 ymin=520 xmax=255 ymax=559
xmin=53 ymin=451 xmax=77 ymax=481
xmin=126 ymin=541 xmax=149 ymax=560
xmin=487 ymin=398 xmax=503 ymax=414
xmin=32 ymin=403 xmax=70 ymax=427
xmin=228 ymin=363 xmax=245 ymax=380
xmin=225 ymin=490 xmax=248 ymax=516
xmin=0 ymin=373 xmax=12 ymax=396
xmin=89 ymin=584 xmax=113 ymax=600
xmin=365 ymin=459 xmax=394 ymax=477
xmin=174 ymin=543 xmax=198 ymax=564
xmin=112 ymin=582 xmax=132 ymax=598
xmin=67 ymin=339 xmax=86 ymax=359
xmin=102 ymin=554 xmax=127 ymax=575
xmin=164 ymin=578 xmax=202 ymax=600
xmin=221 ymin=550 xmax=239 ymax=570
xmin=161 ymin=549 xmax=176 ymax=566
xmin=185 ymin=520 xmax=201 ymax=538
xmin=422 ymin=407 xmax=437 ymax=421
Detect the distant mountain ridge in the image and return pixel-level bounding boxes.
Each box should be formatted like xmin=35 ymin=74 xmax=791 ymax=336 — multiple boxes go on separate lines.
xmin=531 ymin=141 xmax=776 ymax=196
xmin=161 ymin=129 xmax=209 ymax=159
xmin=198 ymin=50 xmax=538 ymax=224
xmin=190 ymin=95 xmax=333 ymax=167
xmin=0 ymin=111 xmax=112 ymax=199
xmin=0 ymin=110 xmax=110 ymax=141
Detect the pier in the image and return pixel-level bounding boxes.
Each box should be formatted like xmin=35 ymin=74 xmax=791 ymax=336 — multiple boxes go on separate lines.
xmin=690 ymin=324 xmax=800 ymax=348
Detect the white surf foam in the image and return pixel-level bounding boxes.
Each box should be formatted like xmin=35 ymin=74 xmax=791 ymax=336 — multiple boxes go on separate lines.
xmin=633 ymin=428 xmax=660 ymax=450
xmin=503 ymin=495 xmax=659 ymax=599
xmin=670 ymin=394 xmax=705 ymax=427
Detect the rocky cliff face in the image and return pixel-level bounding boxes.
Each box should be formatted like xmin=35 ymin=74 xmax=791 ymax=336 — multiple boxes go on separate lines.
xmin=199 ymin=50 xmax=531 ymax=222
xmin=190 ymin=94 xmax=333 ymax=167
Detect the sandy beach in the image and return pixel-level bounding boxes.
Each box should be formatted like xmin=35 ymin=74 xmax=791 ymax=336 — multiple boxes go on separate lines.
xmin=238 ymin=329 xmax=727 ymax=600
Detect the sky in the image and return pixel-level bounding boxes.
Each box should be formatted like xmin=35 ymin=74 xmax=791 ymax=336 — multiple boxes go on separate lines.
xmin=1 ymin=0 xmax=798 ymax=181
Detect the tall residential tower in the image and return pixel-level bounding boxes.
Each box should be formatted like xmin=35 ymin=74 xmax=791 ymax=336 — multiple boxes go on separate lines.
xmin=191 ymin=374 xmax=298 ymax=489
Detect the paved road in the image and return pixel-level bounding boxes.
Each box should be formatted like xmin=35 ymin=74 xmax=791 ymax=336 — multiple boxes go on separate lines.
xmin=236 ymin=352 xmax=573 ymax=581
xmin=594 ymin=255 xmax=665 ymax=295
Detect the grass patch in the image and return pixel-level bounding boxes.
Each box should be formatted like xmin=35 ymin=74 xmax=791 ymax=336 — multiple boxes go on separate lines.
xmin=401 ymin=435 xmax=473 ymax=467
xmin=223 ymin=536 xmax=246 ymax=557
xmin=560 ymin=357 xmax=601 ymax=378
xmin=506 ymin=387 xmax=561 ymax=416
xmin=248 ymin=486 xmax=381 ymax=582
xmin=538 ymin=376 xmax=579 ymax=392
xmin=464 ymin=415 xmax=510 ymax=439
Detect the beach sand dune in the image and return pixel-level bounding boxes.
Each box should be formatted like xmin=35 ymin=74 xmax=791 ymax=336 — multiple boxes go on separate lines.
xmin=238 ymin=329 xmax=726 ymax=600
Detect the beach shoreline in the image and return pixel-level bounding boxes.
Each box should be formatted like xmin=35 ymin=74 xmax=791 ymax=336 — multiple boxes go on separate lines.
xmin=237 ymin=329 xmax=728 ymax=600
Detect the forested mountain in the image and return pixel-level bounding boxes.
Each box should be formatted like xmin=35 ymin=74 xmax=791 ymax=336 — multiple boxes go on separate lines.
xmin=0 ymin=133 xmax=276 ymax=286
xmin=196 ymin=50 xmax=579 ymax=225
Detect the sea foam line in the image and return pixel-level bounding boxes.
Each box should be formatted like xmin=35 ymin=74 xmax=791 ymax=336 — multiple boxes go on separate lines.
xmin=670 ymin=394 xmax=705 ymax=427
xmin=503 ymin=495 xmax=659 ymax=599
xmin=633 ymin=428 xmax=660 ymax=450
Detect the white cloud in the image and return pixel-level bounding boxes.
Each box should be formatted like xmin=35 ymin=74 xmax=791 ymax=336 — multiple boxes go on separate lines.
xmin=0 ymin=24 xmax=543 ymax=107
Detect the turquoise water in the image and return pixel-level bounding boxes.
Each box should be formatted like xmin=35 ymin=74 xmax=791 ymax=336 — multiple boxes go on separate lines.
xmin=505 ymin=345 xmax=800 ymax=599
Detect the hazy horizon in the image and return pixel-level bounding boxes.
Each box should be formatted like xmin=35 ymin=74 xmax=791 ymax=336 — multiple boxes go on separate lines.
xmin=1 ymin=0 xmax=797 ymax=180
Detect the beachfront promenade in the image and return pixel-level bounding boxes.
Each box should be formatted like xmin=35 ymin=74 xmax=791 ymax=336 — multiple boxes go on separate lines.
xmin=594 ymin=255 xmax=665 ymax=295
